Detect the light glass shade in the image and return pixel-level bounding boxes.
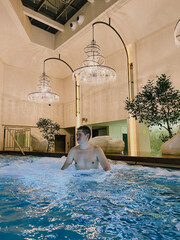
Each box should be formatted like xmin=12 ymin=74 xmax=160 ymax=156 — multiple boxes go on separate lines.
xmin=73 ymin=40 xmax=116 ymax=84
xmin=28 ymin=73 xmax=59 ymax=103
xmin=73 ymin=65 xmax=116 ymax=84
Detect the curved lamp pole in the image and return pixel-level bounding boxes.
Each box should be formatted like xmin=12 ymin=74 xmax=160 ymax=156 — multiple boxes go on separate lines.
xmin=174 ymin=19 xmax=180 ymax=46
xmin=44 ymin=54 xmax=80 ymax=144
xmin=92 ymin=19 xmax=137 ymax=154
xmin=43 ymin=54 xmax=74 ymax=73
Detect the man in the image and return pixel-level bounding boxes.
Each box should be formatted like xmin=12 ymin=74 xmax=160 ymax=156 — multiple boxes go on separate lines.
xmin=61 ymin=126 xmax=111 ymax=171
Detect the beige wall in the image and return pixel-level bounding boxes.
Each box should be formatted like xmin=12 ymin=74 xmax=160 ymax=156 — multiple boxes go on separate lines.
xmin=133 ymin=21 xmax=180 ymax=153
xmin=0 ymin=21 xmax=179 ymax=153
xmin=2 ymin=64 xmax=64 ymax=126
xmin=0 ymin=62 xmax=64 ymax=150
xmin=135 ymin=22 xmax=180 ymax=92
xmin=79 ymin=21 xmax=180 ymax=153
xmin=81 ymin=48 xmax=129 ymax=125
xmin=0 ymin=60 xmax=4 ymax=150
xmin=62 ymin=75 xmax=76 ymax=128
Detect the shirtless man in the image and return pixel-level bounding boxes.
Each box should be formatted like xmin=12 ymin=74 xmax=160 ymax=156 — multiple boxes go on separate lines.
xmin=61 ymin=126 xmax=111 ymax=171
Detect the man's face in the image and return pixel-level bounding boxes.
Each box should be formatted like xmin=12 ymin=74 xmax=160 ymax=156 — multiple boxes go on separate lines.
xmin=76 ymin=130 xmax=89 ymax=144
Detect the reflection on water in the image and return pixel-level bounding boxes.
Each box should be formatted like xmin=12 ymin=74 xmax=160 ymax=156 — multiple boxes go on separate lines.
xmin=0 ymin=155 xmax=180 ymax=240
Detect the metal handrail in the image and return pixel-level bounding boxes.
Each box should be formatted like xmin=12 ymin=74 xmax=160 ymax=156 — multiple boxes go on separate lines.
xmin=3 ymin=125 xmax=32 ymax=155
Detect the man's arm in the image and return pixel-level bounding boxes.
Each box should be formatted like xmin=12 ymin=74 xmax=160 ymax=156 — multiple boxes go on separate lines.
xmin=96 ymin=146 xmax=111 ymax=171
xmin=61 ymin=148 xmax=75 ymax=170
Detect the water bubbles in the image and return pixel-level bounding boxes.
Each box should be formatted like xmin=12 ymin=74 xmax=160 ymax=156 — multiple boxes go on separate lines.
xmin=176 ymin=222 xmax=180 ymax=231
xmin=0 ymin=155 xmax=180 ymax=239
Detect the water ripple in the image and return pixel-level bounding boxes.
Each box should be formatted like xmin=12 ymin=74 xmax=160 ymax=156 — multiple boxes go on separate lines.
xmin=0 ymin=155 xmax=180 ymax=240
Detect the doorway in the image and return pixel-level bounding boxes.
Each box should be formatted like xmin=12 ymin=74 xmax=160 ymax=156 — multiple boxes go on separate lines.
xmin=92 ymin=126 xmax=109 ymax=137
xmin=123 ymin=133 xmax=128 ymax=153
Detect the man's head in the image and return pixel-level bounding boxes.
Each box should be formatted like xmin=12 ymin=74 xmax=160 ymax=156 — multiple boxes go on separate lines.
xmin=77 ymin=126 xmax=91 ymax=141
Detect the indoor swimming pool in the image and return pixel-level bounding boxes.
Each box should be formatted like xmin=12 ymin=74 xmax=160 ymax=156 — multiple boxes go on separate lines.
xmin=0 ymin=155 xmax=180 ymax=240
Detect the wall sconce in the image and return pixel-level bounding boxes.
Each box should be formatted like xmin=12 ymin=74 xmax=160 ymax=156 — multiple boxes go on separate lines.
xmin=70 ymin=21 xmax=77 ymax=31
xmin=82 ymin=117 xmax=88 ymax=122
xmin=77 ymin=15 xmax=85 ymax=25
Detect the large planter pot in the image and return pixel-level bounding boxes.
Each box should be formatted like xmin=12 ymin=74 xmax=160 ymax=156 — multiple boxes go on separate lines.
xmin=161 ymin=126 xmax=180 ymax=156
xmin=30 ymin=134 xmax=48 ymax=152
xmin=89 ymin=136 xmax=125 ymax=154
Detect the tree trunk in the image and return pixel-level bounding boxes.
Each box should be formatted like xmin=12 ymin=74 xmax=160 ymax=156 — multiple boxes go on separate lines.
xmin=166 ymin=119 xmax=173 ymax=139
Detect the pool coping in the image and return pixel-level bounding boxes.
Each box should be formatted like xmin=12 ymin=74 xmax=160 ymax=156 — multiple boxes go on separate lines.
xmin=106 ymin=154 xmax=180 ymax=169
xmin=1 ymin=151 xmax=180 ymax=169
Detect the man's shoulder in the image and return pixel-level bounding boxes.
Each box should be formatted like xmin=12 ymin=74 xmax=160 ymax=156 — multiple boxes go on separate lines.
xmin=68 ymin=146 xmax=78 ymax=155
xmin=70 ymin=146 xmax=79 ymax=152
xmin=91 ymin=144 xmax=102 ymax=152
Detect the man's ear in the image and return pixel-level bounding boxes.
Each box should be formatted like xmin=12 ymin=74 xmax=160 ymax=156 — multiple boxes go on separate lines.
xmin=86 ymin=133 xmax=90 ymax=140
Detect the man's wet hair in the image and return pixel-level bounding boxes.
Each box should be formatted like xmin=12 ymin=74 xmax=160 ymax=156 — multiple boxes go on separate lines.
xmin=77 ymin=126 xmax=91 ymax=140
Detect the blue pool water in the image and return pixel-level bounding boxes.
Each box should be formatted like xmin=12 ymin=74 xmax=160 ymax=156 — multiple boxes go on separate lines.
xmin=0 ymin=155 xmax=180 ymax=240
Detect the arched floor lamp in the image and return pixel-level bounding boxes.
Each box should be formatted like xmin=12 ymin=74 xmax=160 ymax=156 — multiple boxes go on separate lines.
xmin=28 ymin=54 xmax=80 ymax=144
xmin=74 ymin=18 xmax=137 ymax=154
xmin=93 ymin=19 xmax=137 ymax=154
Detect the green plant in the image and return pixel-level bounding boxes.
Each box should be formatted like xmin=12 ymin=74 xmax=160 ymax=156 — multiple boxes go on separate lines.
xmin=36 ymin=118 xmax=60 ymax=151
xmin=125 ymin=74 xmax=180 ymax=142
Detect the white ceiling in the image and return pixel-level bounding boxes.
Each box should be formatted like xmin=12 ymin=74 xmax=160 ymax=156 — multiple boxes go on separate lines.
xmin=0 ymin=0 xmax=179 ymax=79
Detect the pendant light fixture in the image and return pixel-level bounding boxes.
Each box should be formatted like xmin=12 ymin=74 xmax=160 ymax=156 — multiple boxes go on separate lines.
xmin=73 ymin=23 xmax=116 ymax=85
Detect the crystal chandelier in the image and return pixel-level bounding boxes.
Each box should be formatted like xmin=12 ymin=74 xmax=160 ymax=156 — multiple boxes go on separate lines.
xmin=28 ymin=55 xmax=74 ymax=103
xmin=28 ymin=72 xmax=59 ymax=103
xmin=73 ymin=39 xmax=116 ymax=84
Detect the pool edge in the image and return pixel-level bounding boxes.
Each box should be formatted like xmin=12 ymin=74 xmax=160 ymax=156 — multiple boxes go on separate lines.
xmin=1 ymin=151 xmax=180 ymax=169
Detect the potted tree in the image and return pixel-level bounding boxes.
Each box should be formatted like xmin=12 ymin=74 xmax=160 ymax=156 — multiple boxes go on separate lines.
xmin=125 ymin=74 xmax=180 ymax=143
xmin=36 ymin=118 xmax=60 ymax=152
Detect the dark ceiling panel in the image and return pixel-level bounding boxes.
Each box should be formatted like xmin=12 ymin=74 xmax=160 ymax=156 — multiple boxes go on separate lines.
xmin=21 ymin=0 xmax=87 ymax=34
xmin=30 ymin=17 xmax=58 ymax=34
